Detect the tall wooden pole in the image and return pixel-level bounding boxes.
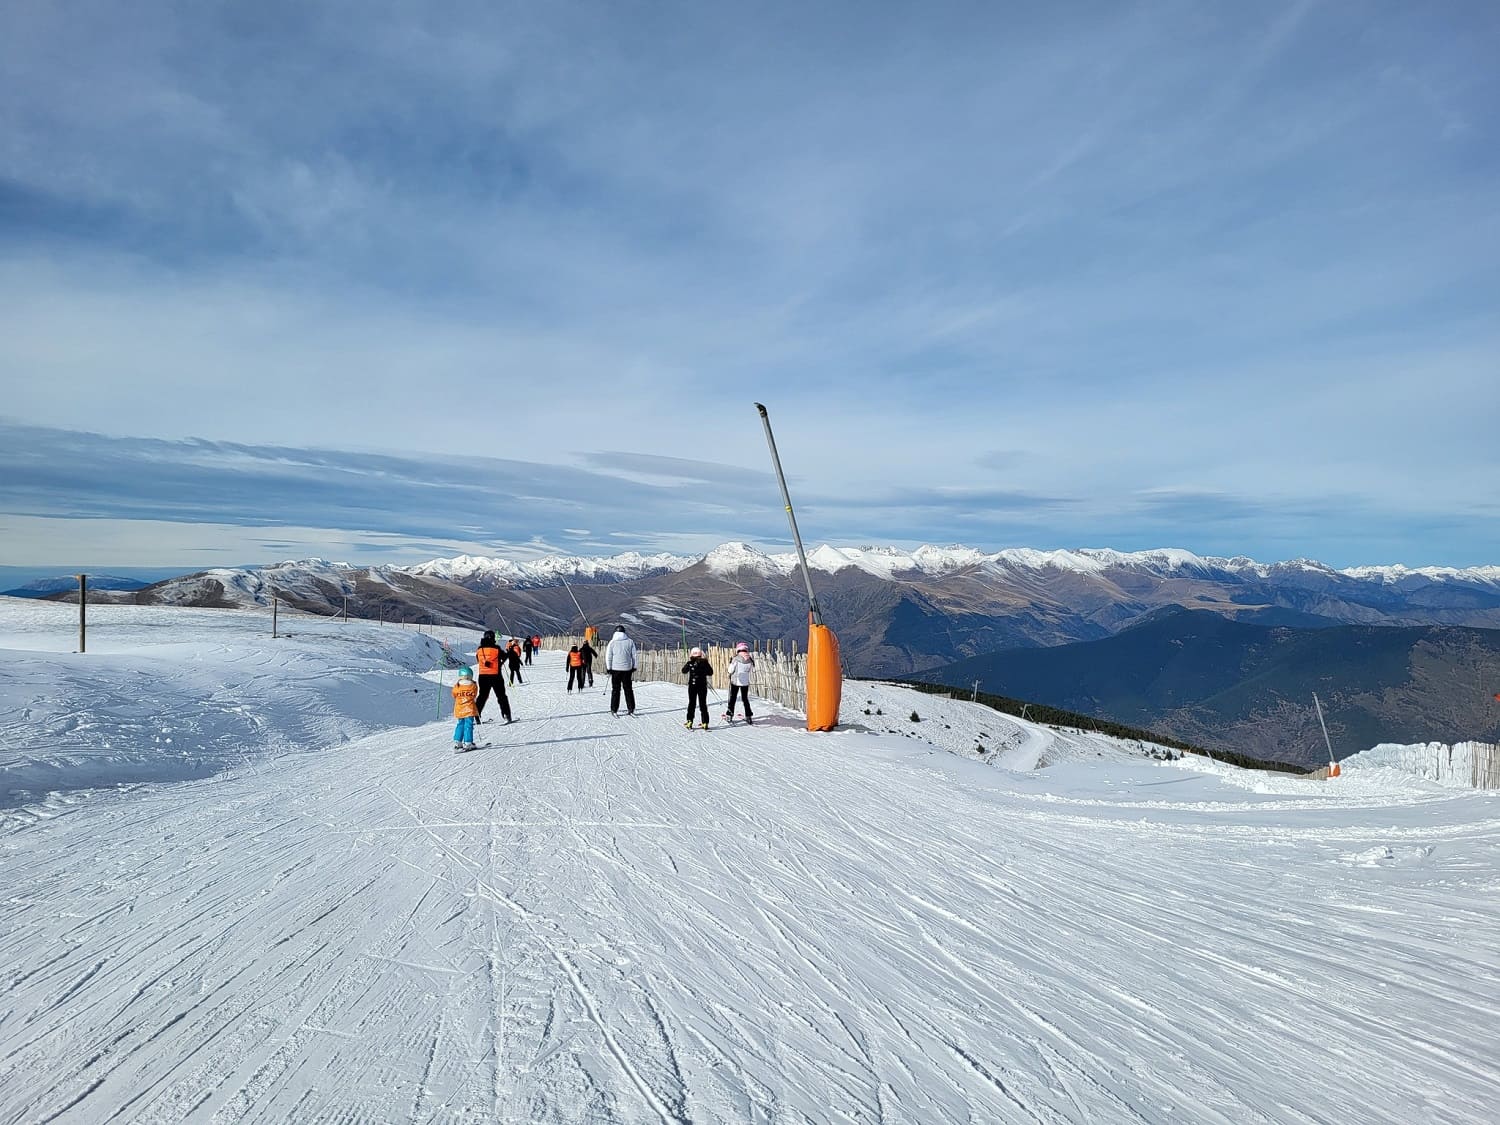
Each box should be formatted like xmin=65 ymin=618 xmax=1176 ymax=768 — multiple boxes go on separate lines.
xmin=272 ymin=594 xmax=279 ymax=639
xmin=76 ymin=574 xmax=87 ymax=653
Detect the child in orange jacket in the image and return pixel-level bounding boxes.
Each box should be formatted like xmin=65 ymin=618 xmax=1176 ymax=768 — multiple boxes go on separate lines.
xmin=452 ymin=666 xmax=479 ymax=752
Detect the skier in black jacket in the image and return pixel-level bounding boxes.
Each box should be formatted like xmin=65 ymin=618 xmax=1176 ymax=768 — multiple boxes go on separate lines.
xmin=579 ymin=639 xmax=598 ymax=687
xmin=682 ymin=647 xmax=713 ymax=729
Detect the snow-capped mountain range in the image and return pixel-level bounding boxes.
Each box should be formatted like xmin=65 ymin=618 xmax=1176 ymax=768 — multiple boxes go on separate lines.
xmin=401 ymin=550 xmax=694 ymax=590
xmin=398 ymin=541 xmax=1500 ymax=588
xmin=61 ymin=540 xmax=1500 ymax=679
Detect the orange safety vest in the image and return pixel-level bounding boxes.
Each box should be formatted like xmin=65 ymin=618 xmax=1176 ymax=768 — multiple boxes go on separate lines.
xmin=568 ymin=650 xmax=582 ymax=667
xmin=476 ymin=646 xmax=501 ymax=676
xmin=452 ymin=680 xmax=478 ymax=718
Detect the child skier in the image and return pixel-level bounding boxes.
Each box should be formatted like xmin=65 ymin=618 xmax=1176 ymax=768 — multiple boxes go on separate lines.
xmin=505 ymin=639 xmax=524 ymax=684
xmin=566 ymin=644 xmax=585 ymax=691
xmin=682 ymin=646 xmax=713 ymax=728
xmin=725 ymin=642 xmax=755 ymax=723
xmin=452 ymin=666 xmax=479 ymax=752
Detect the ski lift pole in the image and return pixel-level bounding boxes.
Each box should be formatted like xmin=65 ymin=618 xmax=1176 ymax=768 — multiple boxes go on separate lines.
xmin=1313 ymin=691 xmax=1340 ymax=777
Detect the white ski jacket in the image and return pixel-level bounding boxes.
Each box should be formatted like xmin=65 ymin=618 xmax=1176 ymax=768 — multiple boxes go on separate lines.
xmin=728 ymin=653 xmax=755 ymax=687
xmin=605 ymin=631 xmax=637 ymax=672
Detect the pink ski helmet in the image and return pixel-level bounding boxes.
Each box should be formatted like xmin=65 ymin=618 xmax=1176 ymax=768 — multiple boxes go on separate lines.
xmin=735 ymin=642 xmax=750 ymax=652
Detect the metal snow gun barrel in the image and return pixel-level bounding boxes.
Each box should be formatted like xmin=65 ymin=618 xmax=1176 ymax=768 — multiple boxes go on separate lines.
xmin=756 ymin=402 xmax=842 ymax=731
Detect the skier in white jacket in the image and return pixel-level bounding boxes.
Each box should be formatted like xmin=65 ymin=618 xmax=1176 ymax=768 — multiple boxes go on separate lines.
xmin=604 ymin=626 xmax=638 ymax=715
xmin=725 ymin=641 xmax=756 ymax=723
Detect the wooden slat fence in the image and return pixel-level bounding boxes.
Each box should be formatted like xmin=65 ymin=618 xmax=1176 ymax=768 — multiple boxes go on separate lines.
xmin=1459 ymin=742 xmax=1499 ymax=789
xmin=538 ymin=635 xmax=813 ymax=716
xmin=1362 ymin=741 xmax=1500 ymax=790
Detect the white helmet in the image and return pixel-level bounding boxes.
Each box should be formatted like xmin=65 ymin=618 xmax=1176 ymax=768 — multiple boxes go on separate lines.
xmin=690 ymin=646 xmax=703 ymax=657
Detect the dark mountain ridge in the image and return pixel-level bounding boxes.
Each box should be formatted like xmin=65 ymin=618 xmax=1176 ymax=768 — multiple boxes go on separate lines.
xmin=926 ymin=608 xmax=1500 ymax=766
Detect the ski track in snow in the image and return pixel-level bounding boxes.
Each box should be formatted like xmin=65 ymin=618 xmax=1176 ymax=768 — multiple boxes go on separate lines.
xmin=0 ymin=602 xmax=1497 ymax=1123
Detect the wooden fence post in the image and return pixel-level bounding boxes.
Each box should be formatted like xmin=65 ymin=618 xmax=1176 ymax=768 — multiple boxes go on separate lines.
xmin=76 ymin=573 xmax=86 ymax=653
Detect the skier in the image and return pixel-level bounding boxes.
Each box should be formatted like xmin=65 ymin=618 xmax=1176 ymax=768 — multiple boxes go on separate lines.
xmin=725 ymin=642 xmax=756 ymax=724
xmin=522 ymin=635 xmax=534 ymax=665
xmin=505 ymin=638 xmax=524 ymax=684
xmin=605 ymin=625 xmax=637 ymax=715
xmin=579 ymin=637 xmax=598 ymax=687
xmin=452 ymin=666 xmax=479 ymax=752
xmin=682 ymin=647 xmax=713 ymax=728
xmin=474 ymin=630 xmax=512 ymax=723
xmin=566 ymin=644 xmax=586 ymax=692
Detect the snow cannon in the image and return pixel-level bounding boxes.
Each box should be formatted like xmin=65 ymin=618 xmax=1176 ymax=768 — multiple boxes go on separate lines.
xmin=1312 ymin=692 xmax=1339 ymax=780
xmin=756 ymin=402 xmax=843 ymax=732
xmin=806 ymin=617 xmax=842 ymax=732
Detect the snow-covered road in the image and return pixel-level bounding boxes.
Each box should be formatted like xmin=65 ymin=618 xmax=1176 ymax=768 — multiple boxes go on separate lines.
xmin=1 ymin=602 xmax=1497 ymax=1123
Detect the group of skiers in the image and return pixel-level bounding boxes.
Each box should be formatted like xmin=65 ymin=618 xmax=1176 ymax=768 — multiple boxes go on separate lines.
xmin=450 ymin=626 xmax=758 ymax=750
xmin=680 ymin=643 xmax=757 ymax=728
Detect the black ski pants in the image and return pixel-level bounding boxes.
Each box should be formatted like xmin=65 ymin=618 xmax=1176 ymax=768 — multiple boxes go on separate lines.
xmin=727 ymin=684 xmax=753 ymax=719
xmin=508 ymin=662 xmax=523 ymax=684
xmin=686 ymin=681 xmax=709 ymax=725
xmin=476 ymin=675 xmax=511 ymax=721
xmin=582 ymin=659 xmax=594 ymax=686
xmin=609 ymin=670 xmax=636 ymax=714
xmin=567 ymin=665 xmax=585 ymax=691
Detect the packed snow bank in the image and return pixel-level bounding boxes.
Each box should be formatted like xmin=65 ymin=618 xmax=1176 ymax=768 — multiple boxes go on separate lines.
xmin=2 ymin=604 xmax=1498 ymax=1123
xmin=0 ymin=598 xmax=447 ymax=810
xmin=844 ymin=680 xmax=1176 ymax=772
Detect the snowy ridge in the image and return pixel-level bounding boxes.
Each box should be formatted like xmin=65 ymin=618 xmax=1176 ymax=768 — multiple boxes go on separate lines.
xmin=143 ymin=558 xmax=363 ymax=607
xmin=401 ymin=549 xmax=695 ymax=588
xmin=140 ymin=545 xmax=1500 ymax=607
xmin=1341 ymin=563 xmax=1500 ymax=585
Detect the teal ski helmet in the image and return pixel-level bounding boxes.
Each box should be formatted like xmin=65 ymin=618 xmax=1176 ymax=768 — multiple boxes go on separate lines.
xmin=457 ymin=665 xmax=473 ymax=679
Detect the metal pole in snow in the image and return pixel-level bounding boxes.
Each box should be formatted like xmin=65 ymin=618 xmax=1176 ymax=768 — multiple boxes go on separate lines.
xmin=1314 ymin=691 xmax=1336 ymax=765
xmin=755 ymin=403 xmax=823 ymax=625
xmin=558 ymin=572 xmax=587 ymax=631
xmin=972 ymin=679 xmax=980 ymax=702
xmin=76 ymin=574 xmax=86 ymax=653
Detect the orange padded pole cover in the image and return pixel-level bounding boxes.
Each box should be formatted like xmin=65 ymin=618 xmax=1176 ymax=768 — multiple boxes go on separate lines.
xmin=806 ymin=620 xmax=842 ymax=731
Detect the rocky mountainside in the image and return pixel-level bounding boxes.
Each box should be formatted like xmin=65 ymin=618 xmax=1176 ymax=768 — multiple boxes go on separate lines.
xmin=63 ymin=542 xmax=1498 ymax=672
xmin=925 ymin=608 xmax=1500 ymax=767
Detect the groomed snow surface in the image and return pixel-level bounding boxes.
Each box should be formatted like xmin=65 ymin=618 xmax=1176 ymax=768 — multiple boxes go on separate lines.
xmin=2 ymin=600 xmax=1497 ymax=1124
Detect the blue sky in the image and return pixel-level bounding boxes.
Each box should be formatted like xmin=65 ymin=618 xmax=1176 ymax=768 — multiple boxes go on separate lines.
xmin=2 ymin=0 xmax=1497 ymax=569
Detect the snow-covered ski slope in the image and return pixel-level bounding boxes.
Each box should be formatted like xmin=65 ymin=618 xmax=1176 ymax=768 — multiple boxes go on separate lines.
xmin=1 ymin=600 xmax=1497 ymax=1124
